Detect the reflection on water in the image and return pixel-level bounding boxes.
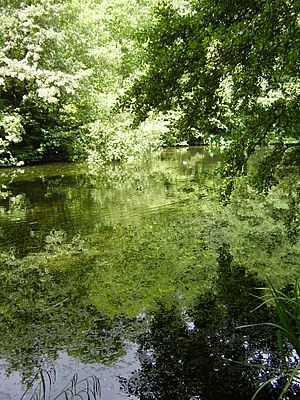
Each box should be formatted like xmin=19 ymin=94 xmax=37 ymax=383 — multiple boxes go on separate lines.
xmin=0 ymin=346 xmax=139 ymax=400
xmin=0 ymin=147 xmax=218 ymax=255
xmin=54 ymin=346 xmax=139 ymax=400
xmin=120 ymin=246 xmax=300 ymax=400
xmin=0 ymin=147 xmax=298 ymax=399
xmin=0 ymin=147 xmax=221 ymax=398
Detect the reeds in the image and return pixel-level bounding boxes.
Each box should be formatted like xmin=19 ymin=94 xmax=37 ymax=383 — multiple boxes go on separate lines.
xmin=240 ymin=279 xmax=300 ymax=399
xmin=20 ymin=368 xmax=101 ymax=400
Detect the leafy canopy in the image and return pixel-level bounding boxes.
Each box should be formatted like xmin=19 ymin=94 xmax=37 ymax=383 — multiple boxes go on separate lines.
xmin=119 ymin=0 xmax=300 ymax=193
xmin=0 ymin=0 xmax=160 ymax=166
xmin=0 ymin=0 xmax=94 ymax=165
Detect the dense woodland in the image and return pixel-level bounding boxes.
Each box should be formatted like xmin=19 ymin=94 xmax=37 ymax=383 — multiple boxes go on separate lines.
xmin=1 ymin=0 xmax=300 ymax=398
xmin=1 ymin=0 xmax=299 ymax=248
xmin=0 ymin=0 xmax=162 ymax=166
xmin=2 ymin=1 xmax=299 ymax=172
xmin=1 ymin=0 xmax=299 ymax=219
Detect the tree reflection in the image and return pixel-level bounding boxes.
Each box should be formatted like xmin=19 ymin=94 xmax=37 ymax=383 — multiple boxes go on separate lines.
xmin=0 ymin=243 xmax=136 ymax=381
xmin=121 ymin=245 xmax=300 ymax=400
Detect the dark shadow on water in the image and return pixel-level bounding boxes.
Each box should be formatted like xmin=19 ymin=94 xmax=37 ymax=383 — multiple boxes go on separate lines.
xmin=120 ymin=245 xmax=300 ymax=400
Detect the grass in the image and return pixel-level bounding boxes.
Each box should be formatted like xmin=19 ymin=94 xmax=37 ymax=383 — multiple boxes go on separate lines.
xmin=240 ymin=279 xmax=300 ymax=399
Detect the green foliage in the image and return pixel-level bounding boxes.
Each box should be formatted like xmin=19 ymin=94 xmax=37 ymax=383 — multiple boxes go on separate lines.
xmin=239 ymin=280 xmax=300 ymax=400
xmin=0 ymin=0 xmax=164 ymax=166
xmin=119 ymin=0 xmax=300 ymax=193
xmin=80 ymin=0 xmax=168 ymax=165
xmin=0 ymin=0 xmax=93 ymax=165
xmin=266 ymin=281 xmax=300 ymax=399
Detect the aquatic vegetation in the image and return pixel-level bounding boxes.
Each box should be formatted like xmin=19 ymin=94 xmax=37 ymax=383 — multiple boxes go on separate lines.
xmin=21 ymin=368 xmax=101 ymax=400
xmin=241 ymin=280 xmax=300 ymax=400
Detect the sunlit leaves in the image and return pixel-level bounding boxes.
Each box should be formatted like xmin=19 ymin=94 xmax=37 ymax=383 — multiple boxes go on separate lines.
xmin=119 ymin=0 xmax=300 ymax=196
xmin=0 ymin=0 xmax=92 ymax=165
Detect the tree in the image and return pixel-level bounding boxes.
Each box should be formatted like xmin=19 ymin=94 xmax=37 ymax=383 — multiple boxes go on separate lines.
xmin=119 ymin=0 xmax=300 ymax=194
xmin=0 ymin=0 xmax=163 ymax=166
xmin=118 ymin=2 xmax=300 ymax=391
xmin=0 ymin=0 xmax=95 ymax=165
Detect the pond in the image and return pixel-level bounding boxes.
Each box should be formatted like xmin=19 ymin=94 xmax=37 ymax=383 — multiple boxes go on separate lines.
xmin=0 ymin=147 xmax=299 ymax=399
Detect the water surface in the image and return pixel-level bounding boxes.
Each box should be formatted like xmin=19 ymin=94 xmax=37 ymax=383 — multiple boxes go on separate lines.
xmin=0 ymin=147 xmax=219 ymax=399
xmin=0 ymin=147 xmax=298 ymax=399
